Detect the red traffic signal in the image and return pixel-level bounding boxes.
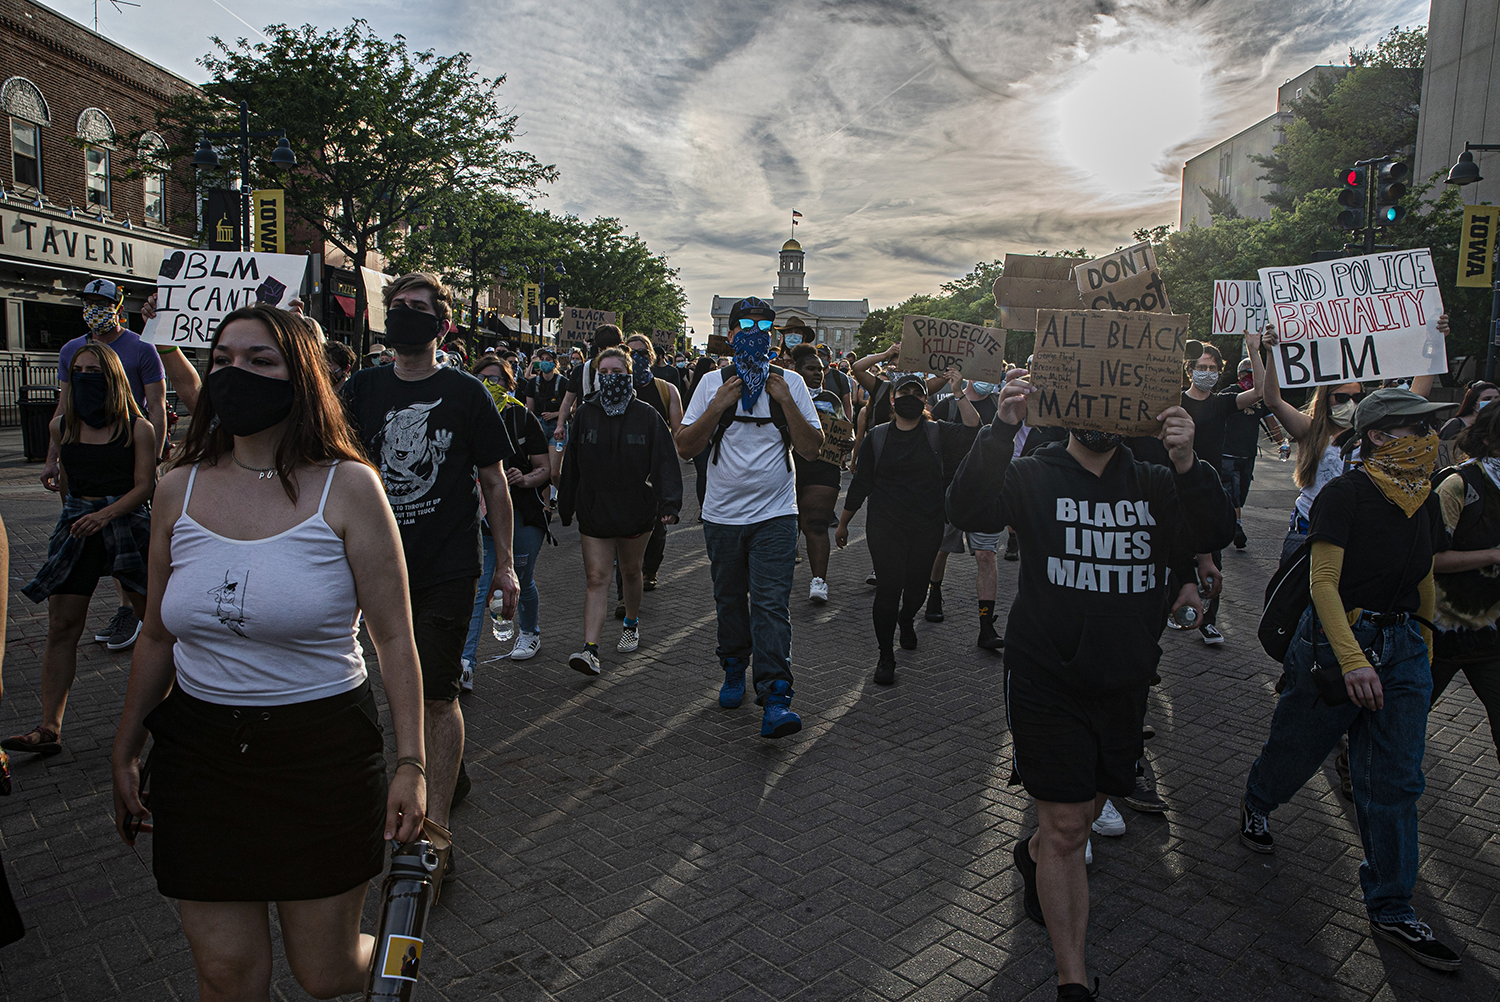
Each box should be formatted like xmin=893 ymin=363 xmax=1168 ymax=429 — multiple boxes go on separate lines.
xmin=1342 ymin=167 xmax=1363 ymax=187
xmin=1337 ymin=166 xmax=1365 ymax=229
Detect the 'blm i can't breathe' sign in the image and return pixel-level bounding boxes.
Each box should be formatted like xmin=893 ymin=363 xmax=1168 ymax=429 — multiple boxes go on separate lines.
xmin=141 ymin=250 xmax=310 ymax=347
xmin=1258 ymin=249 xmax=1446 ymax=387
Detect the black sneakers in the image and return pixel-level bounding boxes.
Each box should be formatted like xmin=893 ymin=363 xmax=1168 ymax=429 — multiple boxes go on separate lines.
xmin=1240 ymin=799 xmax=1273 ymax=853
xmin=924 ymin=584 xmax=944 ymax=622
xmin=1004 ymin=531 xmax=1019 ymax=561
xmin=1057 ymin=978 xmax=1100 ymax=1001
xmin=977 ymin=615 xmax=1004 ymax=651
xmin=873 ymin=651 xmax=896 ymax=686
xmin=1370 ymin=919 xmax=1461 ymax=971
xmin=1124 ymin=762 xmax=1167 ymax=813
xmin=898 ymin=619 xmax=918 ymax=650
xmin=1233 ymin=521 xmax=1248 ymax=549
xmin=1013 ymin=834 xmax=1045 ymax=926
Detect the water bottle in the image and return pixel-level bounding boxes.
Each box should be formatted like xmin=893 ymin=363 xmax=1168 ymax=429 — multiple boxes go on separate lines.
xmin=364 ymin=835 xmax=443 ymax=1001
xmin=1172 ymin=583 xmax=1209 ymax=629
xmin=489 ymin=595 xmax=515 ymax=642
xmin=553 ymin=438 xmax=565 ymax=453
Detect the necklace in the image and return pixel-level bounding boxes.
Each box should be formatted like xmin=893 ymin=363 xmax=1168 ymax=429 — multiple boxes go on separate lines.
xmin=231 ymin=452 xmax=277 ymax=480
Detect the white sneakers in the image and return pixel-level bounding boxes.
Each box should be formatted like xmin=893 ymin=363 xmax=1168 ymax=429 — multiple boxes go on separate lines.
xmin=809 ymin=577 xmax=829 ymax=604
xmin=460 ymin=658 xmax=474 ymax=692
xmin=509 ymin=632 xmax=541 ymax=661
xmin=1092 ymin=799 xmax=1127 ymax=837
xmin=617 ymin=623 xmax=640 ymax=653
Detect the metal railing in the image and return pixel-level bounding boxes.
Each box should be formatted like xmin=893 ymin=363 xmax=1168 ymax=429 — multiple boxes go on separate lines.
xmin=0 ymin=354 xmax=61 ymax=427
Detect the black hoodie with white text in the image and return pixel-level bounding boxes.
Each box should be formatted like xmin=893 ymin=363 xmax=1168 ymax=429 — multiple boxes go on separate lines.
xmin=947 ymin=420 xmax=1235 ymax=692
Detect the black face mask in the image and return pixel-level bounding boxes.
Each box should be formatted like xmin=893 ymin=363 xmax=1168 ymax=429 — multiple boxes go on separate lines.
xmin=893 ymin=395 xmax=926 ymax=420
xmin=1073 ymin=429 xmax=1124 ymax=453
xmin=207 ymin=365 xmax=295 ymax=436
xmin=384 ymin=305 xmax=442 ymax=348
xmin=71 ymin=372 xmax=111 ymax=428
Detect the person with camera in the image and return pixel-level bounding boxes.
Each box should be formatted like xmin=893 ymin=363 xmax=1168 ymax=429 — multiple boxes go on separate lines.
xmin=945 ymin=368 xmax=1233 ymax=1002
xmin=111 ymin=304 xmax=427 ymax=1000
xmin=1239 ymin=388 xmax=1461 ymax=973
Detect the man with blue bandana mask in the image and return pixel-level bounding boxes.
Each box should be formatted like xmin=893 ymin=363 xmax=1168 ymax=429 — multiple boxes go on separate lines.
xmin=676 ymin=297 xmax=824 ymax=739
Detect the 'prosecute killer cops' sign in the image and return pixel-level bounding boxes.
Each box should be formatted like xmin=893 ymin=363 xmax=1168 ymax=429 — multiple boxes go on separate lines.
xmin=1027 ymin=309 xmax=1190 ymax=436
xmin=897 ymin=315 xmax=1007 ymax=382
xmin=1258 ymin=248 xmax=1446 ymax=387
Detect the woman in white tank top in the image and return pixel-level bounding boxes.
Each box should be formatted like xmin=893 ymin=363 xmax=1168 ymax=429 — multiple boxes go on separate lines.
xmin=110 ymin=305 xmax=426 ymax=1000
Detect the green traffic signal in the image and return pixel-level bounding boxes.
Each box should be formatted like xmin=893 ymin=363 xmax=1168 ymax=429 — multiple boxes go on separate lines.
xmin=1376 ymin=161 xmax=1407 ymax=226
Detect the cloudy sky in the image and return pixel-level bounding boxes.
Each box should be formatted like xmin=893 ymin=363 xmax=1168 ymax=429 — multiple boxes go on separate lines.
xmin=50 ymin=0 xmax=1429 ymax=339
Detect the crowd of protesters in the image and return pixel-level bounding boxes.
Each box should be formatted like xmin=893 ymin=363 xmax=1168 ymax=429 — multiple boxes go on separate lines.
xmin=0 ymin=272 xmax=1489 ymax=1001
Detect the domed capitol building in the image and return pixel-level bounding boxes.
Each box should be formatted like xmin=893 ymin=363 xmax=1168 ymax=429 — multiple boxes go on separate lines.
xmin=709 ymin=239 xmax=869 ymax=355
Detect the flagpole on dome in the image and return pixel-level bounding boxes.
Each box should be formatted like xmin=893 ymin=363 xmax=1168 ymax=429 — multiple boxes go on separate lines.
xmin=791 ymin=209 xmax=802 ymax=241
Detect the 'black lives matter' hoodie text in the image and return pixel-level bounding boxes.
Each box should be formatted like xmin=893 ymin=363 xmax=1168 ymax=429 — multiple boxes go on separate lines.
xmin=947 ymin=420 xmax=1235 ymax=692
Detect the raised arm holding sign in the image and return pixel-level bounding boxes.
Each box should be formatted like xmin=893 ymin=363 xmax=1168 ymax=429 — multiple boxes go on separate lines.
xmin=1258 ymin=248 xmax=1445 ymax=388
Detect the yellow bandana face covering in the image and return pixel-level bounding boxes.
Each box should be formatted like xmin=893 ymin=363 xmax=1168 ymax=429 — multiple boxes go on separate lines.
xmin=485 ymin=381 xmax=520 ymax=413
xmin=1364 ymin=431 xmax=1438 ymax=516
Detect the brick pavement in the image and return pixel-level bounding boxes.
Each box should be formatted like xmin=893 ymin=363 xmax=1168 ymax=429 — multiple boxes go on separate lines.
xmin=1 ymin=426 xmax=1498 ymax=1001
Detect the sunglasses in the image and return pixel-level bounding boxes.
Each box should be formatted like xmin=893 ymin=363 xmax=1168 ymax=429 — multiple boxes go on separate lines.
xmin=737 ymin=318 xmax=774 ymax=330
xmin=1331 ymin=392 xmax=1365 ymax=404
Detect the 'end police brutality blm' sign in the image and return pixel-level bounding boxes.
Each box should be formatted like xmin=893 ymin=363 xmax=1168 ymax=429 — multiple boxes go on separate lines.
xmin=141 ymin=249 xmax=310 ymax=347
xmin=1259 ymin=248 xmax=1445 ymax=387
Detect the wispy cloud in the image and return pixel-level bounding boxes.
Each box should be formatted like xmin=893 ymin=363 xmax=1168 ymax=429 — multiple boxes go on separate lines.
xmin=48 ymin=0 xmax=1429 ymax=337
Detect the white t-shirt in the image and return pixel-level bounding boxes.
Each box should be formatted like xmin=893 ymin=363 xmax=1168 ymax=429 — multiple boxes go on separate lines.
xmin=684 ymin=367 xmax=820 ymax=525
xmin=1295 ymin=443 xmax=1349 ymax=520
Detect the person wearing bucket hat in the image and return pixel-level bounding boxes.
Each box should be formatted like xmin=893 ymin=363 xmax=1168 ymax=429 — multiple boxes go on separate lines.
xmin=1239 ymin=386 xmax=1463 ymax=973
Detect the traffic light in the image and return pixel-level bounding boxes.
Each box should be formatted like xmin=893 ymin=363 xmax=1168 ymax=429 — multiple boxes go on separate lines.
xmin=1376 ymin=161 xmax=1408 ymax=225
xmin=1337 ymin=166 xmax=1365 ymax=230
xmin=543 ymin=283 xmax=561 ymax=318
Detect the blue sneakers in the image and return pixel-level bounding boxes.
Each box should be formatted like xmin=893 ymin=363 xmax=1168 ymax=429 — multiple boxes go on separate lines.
xmin=718 ymin=658 xmax=746 ymax=709
xmin=760 ymin=680 xmax=802 ymax=739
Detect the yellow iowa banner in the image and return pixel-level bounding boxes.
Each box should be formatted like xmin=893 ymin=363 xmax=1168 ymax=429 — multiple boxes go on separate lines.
xmin=251 ymin=189 xmax=285 ymax=255
xmin=1458 ymin=205 xmax=1498 ymax=289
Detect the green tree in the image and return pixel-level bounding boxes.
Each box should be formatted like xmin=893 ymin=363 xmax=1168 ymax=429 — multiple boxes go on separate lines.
xmin=1253 ymin=27 xmax=1425 ymax=210
xmin=555 ymin=215 xmax=687 ymax=336
xmin=139 ymin=20 xmax=555 ymax=268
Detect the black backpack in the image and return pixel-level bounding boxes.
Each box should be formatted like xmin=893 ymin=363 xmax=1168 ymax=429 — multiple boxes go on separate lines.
xmin=709 ymin=365 xmax=793 ymax=471
xmin=868 ymin=420 xmax=940 ymax=477
xmin=1258 ymin=540 xmax=1312 ymax=663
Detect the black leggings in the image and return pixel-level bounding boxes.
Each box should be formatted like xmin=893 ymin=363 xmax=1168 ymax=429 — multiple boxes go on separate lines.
xmin=866 ymin=517 xmax=945 ymax=652
xmin=1432 ymin=656 xmax=1500 ymax=763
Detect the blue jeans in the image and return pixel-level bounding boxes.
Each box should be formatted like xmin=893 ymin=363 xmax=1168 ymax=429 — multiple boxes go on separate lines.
xmin=1245 ymin=606 xmax=1432 ymax=923
xmin=463 ymin=523 xmax=546 ymax=664
xmin=701 ymin=516 xmax=797 ymax=698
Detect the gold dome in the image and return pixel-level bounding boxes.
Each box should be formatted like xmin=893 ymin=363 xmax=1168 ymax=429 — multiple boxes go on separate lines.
xmin=782 ymin=238 xmax=802 ymax=251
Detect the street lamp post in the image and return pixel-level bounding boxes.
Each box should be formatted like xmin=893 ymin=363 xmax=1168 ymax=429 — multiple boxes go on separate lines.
xmin=1445 ymin=142 xmax=1500 ymax=381
xmin=192 ymin=100 xmax=296 ymax=252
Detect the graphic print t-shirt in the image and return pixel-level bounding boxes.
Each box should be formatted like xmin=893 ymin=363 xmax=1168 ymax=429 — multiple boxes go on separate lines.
xmin=342 ymin=365 xmax=515 ymax=587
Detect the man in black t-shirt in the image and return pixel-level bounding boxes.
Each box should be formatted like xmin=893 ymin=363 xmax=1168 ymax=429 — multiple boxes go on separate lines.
xmin=341 ymin=272 xmax=520 ymax=836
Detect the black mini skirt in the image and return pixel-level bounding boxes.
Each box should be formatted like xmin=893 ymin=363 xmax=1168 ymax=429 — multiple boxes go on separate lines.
xmin=145 ymin=679 xmax=387 ymax=902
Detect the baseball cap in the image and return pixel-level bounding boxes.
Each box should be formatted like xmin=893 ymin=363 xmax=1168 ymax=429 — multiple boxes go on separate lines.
xmin=729 ymin=297 xmax=775 ymax=326
xmin=1353 ymin=387 xmax=1455 ymax=435
xmin=81 ymin=278 xmax=121 ymax=302
xmin=891 ymin=372 xmax=928 ymax=395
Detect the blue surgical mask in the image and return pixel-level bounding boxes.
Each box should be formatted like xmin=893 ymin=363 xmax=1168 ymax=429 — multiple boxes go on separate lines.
xmin=784 ymin=333 xmax=803 ymax=347
xmin=539 ymin=360 xmax=555 ymax=373
xmin=972 ymin=381 xmax=998 ymax=396
xmin=1481 ymin=398 xmax=1495 ymax=410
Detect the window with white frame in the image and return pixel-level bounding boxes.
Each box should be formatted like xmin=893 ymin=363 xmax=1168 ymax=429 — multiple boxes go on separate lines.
xmin=10 ymin=118 xmax=39 ymax=190
xmin=86 ymin=146 xmax=109 ymax=208
xmin=140 ymin=132 xmax=166 ymax=224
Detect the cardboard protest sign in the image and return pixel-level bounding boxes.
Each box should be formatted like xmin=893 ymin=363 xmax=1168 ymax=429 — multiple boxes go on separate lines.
xmin=141 ymin=250 xmax=309 ymax=347
xmin=815 ymin=409 xmax=855 ymax=465
xmin=1212 ymin=280 xmax=1266 ymax=336
xmin=559 ymin=307 xmax=617 ymax=340
xmin=706 ymin=334 xmax=731 ymax=356
xmin=897 ymin=315 xmax=1007 ymax=382
xmin=1458 ymin=206 xmax=1499 ymax=289
xmin=1258 ymin=248 xmax=1446 ymax=388
xmin=1028 ymin=310 xmax=1190 ymax=435
xmin=993 ymin=254 xmax=1085 ymax=331
xmin=1075 ymin=243 xmax=1171 ymax=313
xmin=650 ymin=328 xmax=677 ymax=356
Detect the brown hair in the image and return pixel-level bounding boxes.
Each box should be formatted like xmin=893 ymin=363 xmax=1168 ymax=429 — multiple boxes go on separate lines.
xmin=591 ymin=324 xmax=623 ymax=352
xmin=595 ymin=346 xmax=632 ymax=373
xmin=174 ymin=305 xmax=374 ymax=502
xmin=1458 ymin=399 xmax=1500 ymax=459
xmin=324 ymin=340 xmax=357 ymax=372
xmin=625 ymin=333 xmax=656 ymax=363
xmin=1294 ymin=385 xmax=1352 ymax=488
xmin=382 ymin=272 xmax=453 ymax=324
xmin=1457 ymin=381 xmax=1499 ymax=418
xmin=61 ymin=342 xmax=143 ymax=446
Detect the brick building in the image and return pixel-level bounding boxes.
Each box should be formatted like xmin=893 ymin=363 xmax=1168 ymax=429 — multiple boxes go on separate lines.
xmin=0 ymin=0 xmax=199 ymax=417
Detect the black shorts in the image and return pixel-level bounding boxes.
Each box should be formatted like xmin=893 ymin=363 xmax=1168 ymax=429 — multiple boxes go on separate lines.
xmin=411 ymin=577 xmax=479 ymax=702
xmin=794 ymin=454 xmax=843 ymax=491
xmin=1006 ymin=668 xmax=1146 ymax=803
xmin=51 ymin=533 xmax=129 ymax=597
xmin=146 ymin=681 xmax=386 ymax=902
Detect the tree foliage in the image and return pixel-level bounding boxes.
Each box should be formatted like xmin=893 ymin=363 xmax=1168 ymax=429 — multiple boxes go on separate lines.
xmin=1253 ymin=27 xmax=1424 ymax=210
xmin=137 ymin=20 xmax=556 ymax=268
